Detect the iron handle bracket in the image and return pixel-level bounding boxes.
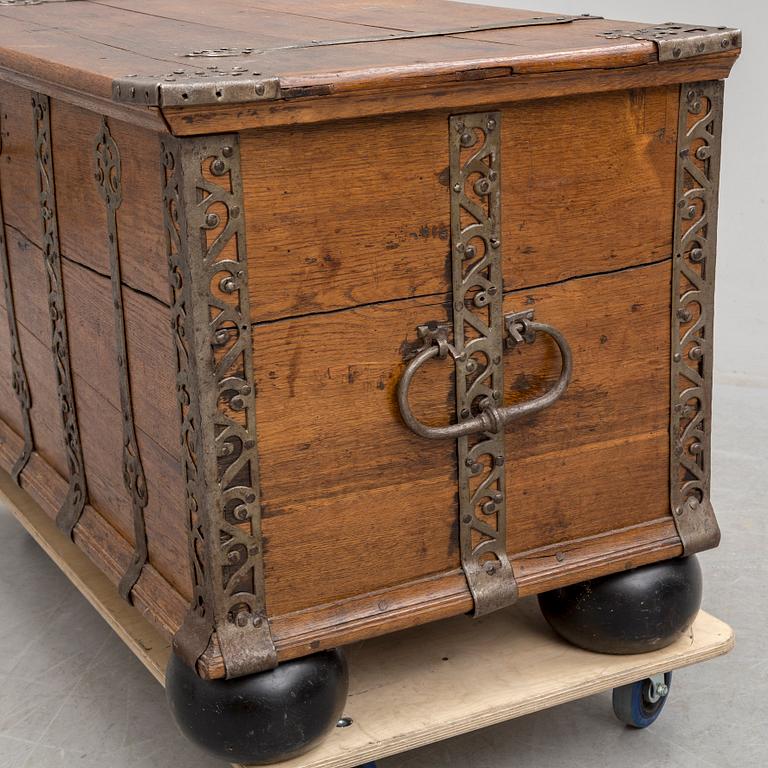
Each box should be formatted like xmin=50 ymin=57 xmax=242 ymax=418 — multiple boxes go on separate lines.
xmin=398 ymin=310 xmax=572 ymax=440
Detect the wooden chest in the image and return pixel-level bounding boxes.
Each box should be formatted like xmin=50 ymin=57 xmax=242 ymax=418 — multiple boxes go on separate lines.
xmin=0 ymin=1 xmax=740 ymax=757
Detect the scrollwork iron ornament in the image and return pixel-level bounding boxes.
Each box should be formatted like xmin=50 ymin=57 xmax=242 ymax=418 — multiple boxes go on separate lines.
xmin=162 ymin=135 xmax=276 ymax=678
xmin=669 ymin=81 xmax=723 ymax=554
xmin=450 ymin=113 xmax=515 ymax=615
xmin=397 ymin=112 xmax=572 ymax=616
xmin=32 ymin=92 xmax=88 ymax=537
xmin=0 ymin=110 xmax=34 ymax=483
xmin=94 ymin=117 xmax=150 ymax=601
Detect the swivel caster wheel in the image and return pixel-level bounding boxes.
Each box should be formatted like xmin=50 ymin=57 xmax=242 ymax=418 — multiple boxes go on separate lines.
xmin=538 ymin=556 xmax=702 ymax=654
xmin=612 ymin=672 xmax=672 ymax=728
xmin=166 ymin=648 xmax=348 ymax=765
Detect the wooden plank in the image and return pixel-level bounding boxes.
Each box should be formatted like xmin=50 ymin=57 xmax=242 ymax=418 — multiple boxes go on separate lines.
xmin=241 ymin=86 xmax=678 ymax=322
xmin=0 ymin=469 xmax=734 ymax=768
xmin=0 ymin=221 xmax=189 ymax=598
xmin=166 ymin=53 xmax=737 ymax=134
xmin=255 ymin=261 xmax=673 ymax=615
xmin=51 ymin=99 xmax=170 ymax=305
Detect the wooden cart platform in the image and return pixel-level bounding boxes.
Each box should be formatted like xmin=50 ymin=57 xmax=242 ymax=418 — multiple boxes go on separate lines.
xmin=0 ymin=469 xmax=734 ymax=768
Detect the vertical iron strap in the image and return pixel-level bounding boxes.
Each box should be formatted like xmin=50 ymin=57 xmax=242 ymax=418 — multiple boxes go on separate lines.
xmin=0 ymin=110 xmax=34 ymax=483
xmin=94 ymin=117 xmax=150 ymax=601
xmin=32 ymin=92 xmax=88 ymax=536
xmin=162 ymin=135 xmax=276 ymax=678
xmin=449 ymin=112 xmax=518 ymax=616
xmin=669 ymin=81 xmax=723 ymax=554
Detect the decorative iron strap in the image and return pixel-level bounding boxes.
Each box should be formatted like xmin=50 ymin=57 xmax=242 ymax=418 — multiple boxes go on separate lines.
xmin=449 ymin=112 xmax=517 ymax=615
xmin=162 ymin=135 xmax=276 ymax=678
xmin=32 ymin=92 xmax=88 ymax=537
xmin=598 ymin=23 xmax=741 ymax=62
xmin=669 ymin=81 xmax=723 ymax=554
xmin=0 ymin=112 xmax=34 ymax=483
xmin=94 ymin=117 xmax=149 ymax=601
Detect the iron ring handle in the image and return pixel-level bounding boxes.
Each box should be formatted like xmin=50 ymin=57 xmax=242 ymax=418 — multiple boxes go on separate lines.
xmin=397 ymin=320 xmax=572 ymax=440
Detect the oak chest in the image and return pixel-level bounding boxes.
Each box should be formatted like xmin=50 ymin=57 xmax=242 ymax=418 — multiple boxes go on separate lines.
xmin=0 ymin=0 xmax=740 ymax=762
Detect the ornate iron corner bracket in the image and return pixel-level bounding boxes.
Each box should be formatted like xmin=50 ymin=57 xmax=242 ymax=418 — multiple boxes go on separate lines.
xmin=113 ymin=73 xmax=281 ymax=108
xmin=162 ymin=134 xmax=276 ymax=678
xmin=94 ymin=117 xmax=149 ymax=602
xmin=669 ymin=81 xmax=724 ymax=554
xmin=32 ymin=92 xmax=88 ymax=537
xmin=598 ymin=22 xmax=741 ymax=61
xmin=0 ymin=110 xmax=34 ymax=483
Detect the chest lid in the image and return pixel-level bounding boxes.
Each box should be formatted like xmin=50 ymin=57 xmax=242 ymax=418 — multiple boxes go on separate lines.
xmin=0 ymin=0 xmax=740 ymax=126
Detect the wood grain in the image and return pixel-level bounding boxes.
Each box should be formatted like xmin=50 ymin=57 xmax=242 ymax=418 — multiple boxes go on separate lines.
xmin=0 ymin=1 xmax=741 ymax=132
xmin=241 ymin=86 xmax=678 ymax=322
xmin=167 ymin=53 xmax=737 ymax=134
xmin=255 ymin=261 xmax=672 ymax=616
xmin=51 ymin=99 xmax=170 ymax=305
xmin=0 ymin=224 xmax=189 ymax=599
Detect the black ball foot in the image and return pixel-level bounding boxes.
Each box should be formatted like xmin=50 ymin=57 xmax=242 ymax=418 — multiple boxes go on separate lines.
xmin=538 ymin=556 xmax=702 ymax=654
xmin=166 ymin=649 xmax=349 ymax=765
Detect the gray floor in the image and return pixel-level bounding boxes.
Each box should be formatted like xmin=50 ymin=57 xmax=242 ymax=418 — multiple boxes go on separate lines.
xmin=0 ymin=381 xmax=764 ymax=767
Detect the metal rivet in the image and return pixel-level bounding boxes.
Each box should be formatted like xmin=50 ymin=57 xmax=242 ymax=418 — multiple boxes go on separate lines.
xmin=463 ymin=514 xmax=472 ymax=524
xmin=673 ymin=352 xmax=681 ymax=362
xmin=690 ymin=248 xmax=705 ymax=262
xmin=721 ymin=39 xmax=730 ymax=48
xmin=205 ymin=212 xmax=219 ymax=228
xmin=689 ymin=346 xmax=703 ymax=361
xmin=673 ymin=47 xmax=682 ymax=57
xmin=336 ymin=717 xmax=353 ymax=728
xmin=555 ymin=551 xmax=565 ymax=562
xmin=677 ymin=308 xmax=692 ymax=322
xmin=453 ymin=182 xmax=462 ymax=193
xmin=495 ymin=455 xmax=504 ymax=466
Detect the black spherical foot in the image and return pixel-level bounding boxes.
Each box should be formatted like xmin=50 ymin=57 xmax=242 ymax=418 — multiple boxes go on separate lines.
xmin=166 ymin=649 xmax=349 ymax=765
xmin=538 ymin=556 xmax=702 ymax=654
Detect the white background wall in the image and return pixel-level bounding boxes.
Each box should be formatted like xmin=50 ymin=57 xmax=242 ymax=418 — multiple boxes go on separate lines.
xmin=462 ymin=0 xmax=768 ymax=387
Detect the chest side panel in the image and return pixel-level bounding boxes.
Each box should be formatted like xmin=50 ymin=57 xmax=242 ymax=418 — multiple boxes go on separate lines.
xmin=241 ymin=86 xmax=677 ymax=322
xmin=248 ymin=87 xmax=680 ymax=618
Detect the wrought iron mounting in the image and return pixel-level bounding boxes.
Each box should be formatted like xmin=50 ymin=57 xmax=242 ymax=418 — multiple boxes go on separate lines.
xmin=32 ymin=92 xmax=88 ymax=537
xmin=669 ymin=81 xmax=723 ymax=554
xmin=0 ymin=110 xmax=34 ymax=483
xmin=162 ymin=134 xmax=276 ymax=678
xmin=397 ymin=112 xmax=572 ymax=617
xmin=112 ymin=14 xmax=601 ymax=108
xmin=598 ymin=22 xmax=741 ymax=61
xmin=94 ymin=117 xmax=150 ymax=602
xmin=113 ymin=72 xmax=281 ymax=108
xmin=179 ymin=14 xmax=602 ymax=58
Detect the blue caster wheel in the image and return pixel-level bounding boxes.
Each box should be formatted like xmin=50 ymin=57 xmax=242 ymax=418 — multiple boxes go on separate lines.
xmin=612 ymin=672 xmax=672 ymax=728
